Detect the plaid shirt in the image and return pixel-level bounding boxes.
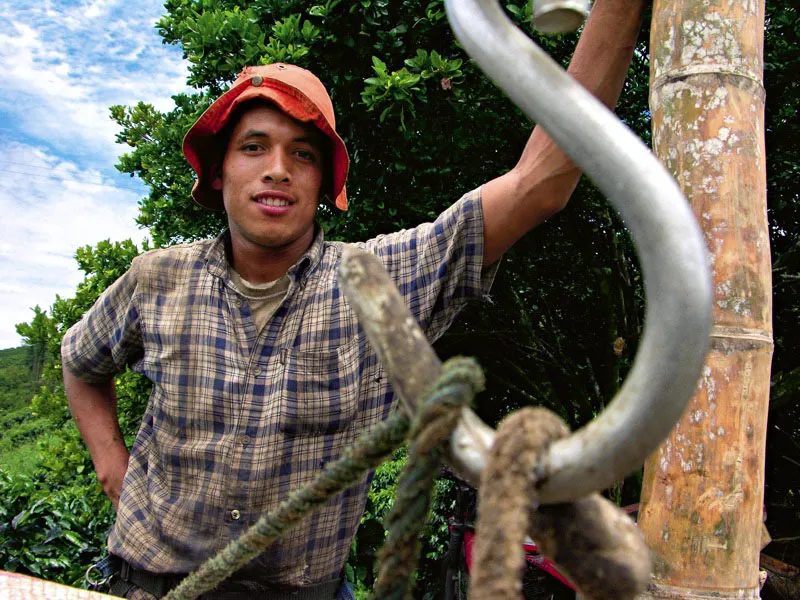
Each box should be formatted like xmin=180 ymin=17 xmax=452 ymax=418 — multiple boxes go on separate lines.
xmin=62 ymin=190 xmax=495 ymax=586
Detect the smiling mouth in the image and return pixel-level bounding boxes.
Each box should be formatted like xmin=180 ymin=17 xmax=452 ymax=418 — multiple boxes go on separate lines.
xmin=255 ymin=197 xmax=291 ymax=207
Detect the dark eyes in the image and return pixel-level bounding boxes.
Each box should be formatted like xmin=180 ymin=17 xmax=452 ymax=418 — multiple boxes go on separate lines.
xmin=294 ymin=149 xmax=317 ymax=162
xmin=240 ymin=143 xmax=316 ymax=162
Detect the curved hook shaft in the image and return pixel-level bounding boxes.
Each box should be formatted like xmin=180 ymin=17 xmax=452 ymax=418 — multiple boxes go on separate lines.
xmin=442 ymin=0 xmax=711 ymax=502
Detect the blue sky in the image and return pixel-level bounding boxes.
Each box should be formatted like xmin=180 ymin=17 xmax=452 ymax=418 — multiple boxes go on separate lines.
xmin=0 ymin=0 xmax=188 ymax=348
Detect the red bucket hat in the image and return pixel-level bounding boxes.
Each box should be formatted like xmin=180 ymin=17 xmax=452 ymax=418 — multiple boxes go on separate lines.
xmin=183 ymin=63 xmax=349 ymax=211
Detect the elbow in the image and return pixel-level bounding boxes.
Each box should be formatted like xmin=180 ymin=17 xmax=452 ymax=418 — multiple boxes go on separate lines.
xmin=512 ymin=165 xmax=580 ymax=224
xmin=540 ymin=196 xmax=570 ymax=221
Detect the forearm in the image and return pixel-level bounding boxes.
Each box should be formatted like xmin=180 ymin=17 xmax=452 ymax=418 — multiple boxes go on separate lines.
xmin=515 ymin=0 xmax=644 ymax=180
xmin=63 ymin=367 xmax=129 ymax=508
xmin=482 ymin=0 xmax=645 ymax=265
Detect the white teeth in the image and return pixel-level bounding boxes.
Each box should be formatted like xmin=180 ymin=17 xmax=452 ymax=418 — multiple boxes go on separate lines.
xmin=257 ymin=198 xmax=289 ymax=207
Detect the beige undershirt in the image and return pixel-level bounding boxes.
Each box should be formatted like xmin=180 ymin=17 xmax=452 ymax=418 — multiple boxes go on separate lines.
xmin=229 ymin=270 xmax=291 ymax=333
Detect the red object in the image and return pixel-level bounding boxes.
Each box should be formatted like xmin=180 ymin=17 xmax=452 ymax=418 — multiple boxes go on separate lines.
xmin=462 ymin=531 xmax=574 ymax=592
xmin=183 ymin=63 xmax=350 ymax=211
xmin=458 ymin=504 xmax=640 ymax=597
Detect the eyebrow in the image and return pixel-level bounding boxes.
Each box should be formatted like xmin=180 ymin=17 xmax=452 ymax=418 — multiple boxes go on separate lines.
xmin=238 ymin=129 xmax=320 ymax=147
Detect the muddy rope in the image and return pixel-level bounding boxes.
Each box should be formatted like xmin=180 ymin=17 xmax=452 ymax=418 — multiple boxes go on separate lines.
xmin=164 ymin=356 xmax=650 ymax=600
xmin=470 ymin=407 xmax=651 ymax=600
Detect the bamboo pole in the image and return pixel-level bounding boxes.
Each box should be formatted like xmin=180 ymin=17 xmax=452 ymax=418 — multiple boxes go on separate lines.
xmin=637 ymin=0 xmax=770 ymax=598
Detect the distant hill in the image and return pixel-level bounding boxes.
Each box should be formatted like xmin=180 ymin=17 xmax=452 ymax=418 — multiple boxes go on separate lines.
xmin=0 ymin=346 xmax=38 ymax=413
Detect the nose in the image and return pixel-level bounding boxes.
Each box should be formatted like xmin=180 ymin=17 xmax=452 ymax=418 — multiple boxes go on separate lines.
xmin=261 ymin=149 xmax=291 ymax=184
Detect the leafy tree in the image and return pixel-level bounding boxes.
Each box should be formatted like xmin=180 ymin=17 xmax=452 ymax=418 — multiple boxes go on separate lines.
xmin=15 ymin=307 xmax=56 ymax=384
xmin=0 ymin=347 xmax=39 ymax=414
xmin=762 ymin=1 xmax=800 ymax=567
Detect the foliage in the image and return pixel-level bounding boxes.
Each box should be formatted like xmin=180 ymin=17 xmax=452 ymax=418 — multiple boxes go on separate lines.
xmin=0 ymin=346 xmax=40 ymax=414
xmin=0 ymin=238 xmax=148 ymax=586
xmin=2 ymin=0 xmax=799 ymax=589
xmin=346 ymin=450 xmax=406 ymax=592
xmin=0 ymin=469 xmax=114 ymax=587
xmin=347 ymin=448 xmax=455 ymax=598
xmin=0 ymin=407 xmax=48 ymax=476
xmin=763 ymin=2 xmax=800 ymax=565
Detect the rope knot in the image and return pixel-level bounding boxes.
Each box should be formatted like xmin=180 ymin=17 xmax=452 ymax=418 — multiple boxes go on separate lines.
xmin=470 ymin=407 xmax=651 ymax=600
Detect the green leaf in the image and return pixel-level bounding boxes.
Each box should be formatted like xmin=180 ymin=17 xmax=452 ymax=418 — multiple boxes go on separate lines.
xmin=62 ymin=531 xmax=84 ymax=548
xmin=371 ymin=55 xmax=387 ymax=71
xmin=11 ymin=509 xmax=30 ymax=529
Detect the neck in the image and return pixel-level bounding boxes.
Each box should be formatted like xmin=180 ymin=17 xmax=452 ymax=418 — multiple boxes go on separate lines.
xmin=226 ymin=229 xmax=315 ymax=284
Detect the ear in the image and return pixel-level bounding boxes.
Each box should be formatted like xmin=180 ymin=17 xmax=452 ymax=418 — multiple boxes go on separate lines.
xmin=211 ymin=164 xmax=223 ymax=191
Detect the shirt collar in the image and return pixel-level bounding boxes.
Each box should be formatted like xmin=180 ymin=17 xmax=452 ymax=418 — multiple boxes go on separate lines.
xmin=203 ymin=226 xmax=326 ymax=284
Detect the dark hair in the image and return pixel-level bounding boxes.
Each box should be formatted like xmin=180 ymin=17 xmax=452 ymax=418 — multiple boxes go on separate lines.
xmin=215 ymin=98 xmax=334 ymax=204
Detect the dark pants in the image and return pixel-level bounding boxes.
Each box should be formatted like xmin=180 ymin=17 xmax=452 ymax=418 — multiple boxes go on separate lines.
xmin=105 ymin=557 xmax=354 ymax=600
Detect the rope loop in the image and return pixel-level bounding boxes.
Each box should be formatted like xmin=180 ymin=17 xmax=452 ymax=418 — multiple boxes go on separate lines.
xmin=469 ymin=406 xmax=651 ymax=600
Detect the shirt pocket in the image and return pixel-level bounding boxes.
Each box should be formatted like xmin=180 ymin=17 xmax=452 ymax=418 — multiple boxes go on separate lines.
xmin=279 ymin=339 xmax=360 ymax=435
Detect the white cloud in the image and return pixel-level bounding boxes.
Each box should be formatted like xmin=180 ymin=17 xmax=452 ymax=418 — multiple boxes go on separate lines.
xmin=0 ymin=0 xmax=190 ymax=349
xmin=82 ymin=0 xmax=119 ymax=20
xmin=0 ymin=140 xmax=149 ymax=348
xmin=0 ymin=1 xmax=188 ymax=162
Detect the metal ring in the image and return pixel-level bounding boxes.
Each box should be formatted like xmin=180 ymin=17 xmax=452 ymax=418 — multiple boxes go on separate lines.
xmin=85 ymin=564 xmax=110 ymax=588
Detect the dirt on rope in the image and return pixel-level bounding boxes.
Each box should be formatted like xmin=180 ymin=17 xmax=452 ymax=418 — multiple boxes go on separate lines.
xmin=471 ymin=407 xmax=651 ymax=600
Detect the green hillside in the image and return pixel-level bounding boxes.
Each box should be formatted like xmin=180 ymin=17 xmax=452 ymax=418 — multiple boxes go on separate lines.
xmin=0 ymin=346 xmax=38 ymax=413
xmin=0 ymin=346 xmax=47 ymax=477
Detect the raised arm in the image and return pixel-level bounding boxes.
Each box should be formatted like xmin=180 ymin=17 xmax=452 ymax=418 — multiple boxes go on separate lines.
xmin=481 ymin=0 xmax=646 ymax=266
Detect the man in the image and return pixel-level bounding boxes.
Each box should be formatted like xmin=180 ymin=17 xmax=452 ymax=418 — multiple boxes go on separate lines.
xmin=62 ymin=1 xmax=645 ymax=598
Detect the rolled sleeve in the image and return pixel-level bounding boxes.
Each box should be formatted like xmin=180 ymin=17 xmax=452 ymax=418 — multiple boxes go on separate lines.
xmin=358 ymin=188 xmax=498 ymax=341
xmin=61 ymin=258 xmax=144 ymax=383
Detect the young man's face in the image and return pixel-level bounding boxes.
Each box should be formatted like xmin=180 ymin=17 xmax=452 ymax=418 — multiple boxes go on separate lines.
xmin=212 ymin=104 xmax=324 ymax=257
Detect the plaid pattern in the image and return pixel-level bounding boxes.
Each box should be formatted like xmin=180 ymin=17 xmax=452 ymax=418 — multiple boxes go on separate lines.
xmin=62 ymin=190 xmax=495 ymax=585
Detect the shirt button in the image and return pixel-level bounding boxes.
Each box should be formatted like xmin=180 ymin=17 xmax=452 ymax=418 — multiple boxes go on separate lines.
xmin=252 ymin=366 xmax=263 ymax=377
xmin=231 ymin=509 xmax=241 ymax=520
xmin=233 ymin=298 xmax=243 ymax=307
xmin=241 ymin=435 xmax=251 ymax=446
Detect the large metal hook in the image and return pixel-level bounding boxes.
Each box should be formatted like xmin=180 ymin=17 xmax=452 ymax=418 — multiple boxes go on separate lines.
xmin=339 ymin=0 xmax=712 ymax=504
